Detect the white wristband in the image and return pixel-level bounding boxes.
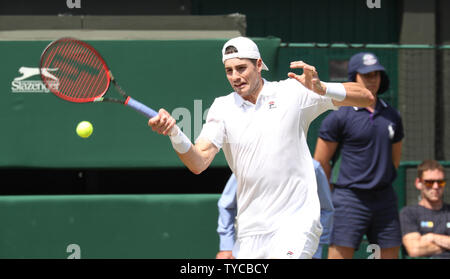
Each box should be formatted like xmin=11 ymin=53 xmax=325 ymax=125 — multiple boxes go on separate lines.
xmin=169 ymin=126 xmax=192 ymax=154
xmin=323 ymin=82 xmax=346 ymax=101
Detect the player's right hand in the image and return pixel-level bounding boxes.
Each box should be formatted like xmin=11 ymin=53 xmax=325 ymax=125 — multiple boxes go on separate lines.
xmin=288 ymin=61 xmax=326 ymax=95
xmin=216 ymin=250 xmax=235 ymax=259
xmin=148 ymin=108 xmax=177 ymax=136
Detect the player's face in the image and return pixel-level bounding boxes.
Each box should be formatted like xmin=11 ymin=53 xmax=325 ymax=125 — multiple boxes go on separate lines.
xmin=418 ymin=169 xmax=445 ymax=203
xmin=225 ymin=58 xmax=263 ymax=102
xmin=356 ymin=71 xmax=381 ymax=96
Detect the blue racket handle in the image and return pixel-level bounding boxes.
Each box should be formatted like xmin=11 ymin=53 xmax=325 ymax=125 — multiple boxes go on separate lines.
xmin=125 ymin=97 xmax=158 ymax=118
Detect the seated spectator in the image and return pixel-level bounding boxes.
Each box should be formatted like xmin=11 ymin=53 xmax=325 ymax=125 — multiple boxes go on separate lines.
xmin=400 ymin=160 xmax=450 ymax=258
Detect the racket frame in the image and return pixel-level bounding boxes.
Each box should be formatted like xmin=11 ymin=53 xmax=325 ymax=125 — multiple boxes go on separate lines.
xmin=40 ymin=37 xmax=158 ymax=118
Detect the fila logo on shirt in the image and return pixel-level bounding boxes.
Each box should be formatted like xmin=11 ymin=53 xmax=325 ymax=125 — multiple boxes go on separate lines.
xmin=268 ymin=100 xmax=277 ymax=109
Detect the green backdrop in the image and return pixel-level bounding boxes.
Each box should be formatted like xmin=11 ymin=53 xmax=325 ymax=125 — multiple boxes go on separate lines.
xmin=0 ymin=194 xmax=221 ymax=259
xmin=0 ymin=38 xmax=280 ymax=168
xmin=0 ymin=39 xmax=409 ymax=259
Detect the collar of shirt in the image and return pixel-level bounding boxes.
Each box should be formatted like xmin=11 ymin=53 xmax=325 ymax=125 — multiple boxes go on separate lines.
xmin=233 ymin=79 xmax=274 ymax=108
xmin=352 ymin=98 xmax=387 ymax=115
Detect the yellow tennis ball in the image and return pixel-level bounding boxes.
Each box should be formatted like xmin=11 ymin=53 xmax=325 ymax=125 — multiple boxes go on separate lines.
xmin=76 ymin=121 xmax=93 ymax=138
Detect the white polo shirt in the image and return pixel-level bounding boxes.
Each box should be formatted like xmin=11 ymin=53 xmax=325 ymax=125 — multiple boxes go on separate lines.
xmin=197 ymin=78 xmax=338 ymax=238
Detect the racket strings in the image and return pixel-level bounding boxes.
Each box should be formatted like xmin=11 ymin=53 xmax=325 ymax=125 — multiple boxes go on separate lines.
xmin=41 ymin=39 xmax=109 ymax=102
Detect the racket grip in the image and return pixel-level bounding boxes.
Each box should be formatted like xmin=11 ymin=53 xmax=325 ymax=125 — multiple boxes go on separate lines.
xmin=125 ymin=97 xmax=158 ymax=118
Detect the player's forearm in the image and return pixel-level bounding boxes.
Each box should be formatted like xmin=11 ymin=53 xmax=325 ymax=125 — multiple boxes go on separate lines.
xmin=331 ymin=82 xmax=374 ymax=108
xmin=176 ymin=145 xmax=215 ymax=174
xmin=167 ymin=127 xmax=217 ymax=174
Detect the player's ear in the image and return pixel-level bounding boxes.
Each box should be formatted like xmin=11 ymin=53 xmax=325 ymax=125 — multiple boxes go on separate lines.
xmin=257 ymin=58 xmax=263 ymax=72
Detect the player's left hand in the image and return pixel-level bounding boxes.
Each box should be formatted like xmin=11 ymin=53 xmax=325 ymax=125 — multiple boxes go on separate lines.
xmin=288 ymin=61 xmax=326 ymax=95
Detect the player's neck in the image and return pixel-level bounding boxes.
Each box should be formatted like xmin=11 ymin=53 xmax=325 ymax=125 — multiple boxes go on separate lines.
xmin=244 ymin=78 xmax=264 ymax=104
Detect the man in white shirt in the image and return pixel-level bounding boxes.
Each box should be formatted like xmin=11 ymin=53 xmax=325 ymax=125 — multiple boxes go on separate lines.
xmin=148 ymin=37 xmax=374 ymax=259
xmin=216 ymin=159 xmax=334 ymax=259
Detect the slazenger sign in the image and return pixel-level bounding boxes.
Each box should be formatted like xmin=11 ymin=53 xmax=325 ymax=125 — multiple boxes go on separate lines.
xmin=11 ymin=66 xmax=59 ymax=93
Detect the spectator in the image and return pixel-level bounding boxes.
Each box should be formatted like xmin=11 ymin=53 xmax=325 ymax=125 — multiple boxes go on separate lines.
xmin=314 ymin=52 xmax=404 ymax=259
xmin=400 ymin=160 xmax=450 ymax=258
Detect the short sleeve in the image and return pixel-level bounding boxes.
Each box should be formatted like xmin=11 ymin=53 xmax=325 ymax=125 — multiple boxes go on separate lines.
xmin=399 ymin=206 xmax=419 ymax=236
xmin=318 ymin=110 xmax=342 ymax=143
xmin=281 ymin=78 xmax=338 ymax=125
xmin=393 ymin=112 xmax=404 ymax=143
xmin=195 ymin=98 xmax=226 ymax=150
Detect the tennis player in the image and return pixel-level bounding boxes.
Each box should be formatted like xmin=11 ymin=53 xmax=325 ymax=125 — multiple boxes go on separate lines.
xmin=148 ymin=37 xmax=374 ymax=259
xmin=216 ymin=159 xmax=334 ymax=259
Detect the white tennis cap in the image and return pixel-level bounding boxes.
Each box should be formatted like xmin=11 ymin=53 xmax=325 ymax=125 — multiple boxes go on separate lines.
xmin=222 ymin=37 xmax=269 ymax=71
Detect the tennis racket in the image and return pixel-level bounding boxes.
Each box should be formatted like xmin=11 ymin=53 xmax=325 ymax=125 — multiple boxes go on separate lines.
xmin=39 ymin=37 xmax=158 ymax=119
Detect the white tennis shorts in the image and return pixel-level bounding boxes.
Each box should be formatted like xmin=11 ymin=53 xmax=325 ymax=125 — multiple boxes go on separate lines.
xmin=232 ymin=220 xmax=321 ymax=259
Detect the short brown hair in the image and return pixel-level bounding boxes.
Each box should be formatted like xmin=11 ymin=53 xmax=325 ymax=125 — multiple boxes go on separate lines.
xmin=417 ymin=159 xmax=444 ymax=178
xmin=224 ymin=45 xmax=238 ymax=55
xmin=224 ymin=45 xmax=257 ymax=65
